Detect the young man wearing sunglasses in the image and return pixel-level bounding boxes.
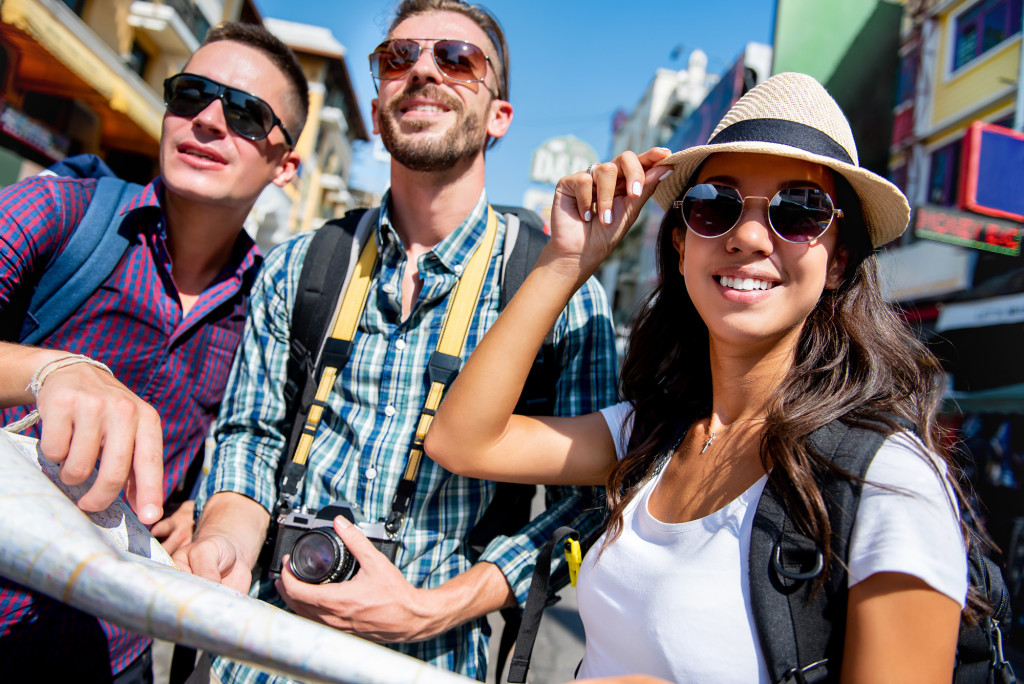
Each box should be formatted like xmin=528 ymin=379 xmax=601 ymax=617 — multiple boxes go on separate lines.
xmin=175 ymin=1 xmax=618 ymax=681
xmin=0 ymin=22 xmax=306 ymax=683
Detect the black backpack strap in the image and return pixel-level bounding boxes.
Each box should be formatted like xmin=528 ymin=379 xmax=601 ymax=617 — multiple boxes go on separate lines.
xmin=504 ymin=526 xmax=579 ymax=683
xmin=954 ymin=544 xmax=1015 ymax=684
xmin=497 ymin=206 xmax=557 ymax=416
xmin=278 ymin=208 xmax=374 ymax=506
xmin=749 ymin=418 xmax=891 ymax=684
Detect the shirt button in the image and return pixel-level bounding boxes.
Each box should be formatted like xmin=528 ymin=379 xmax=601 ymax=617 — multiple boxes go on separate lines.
xmin=382 ymin=283 xmax=397 ymax=295
xmin=384 ymin=404 xmax=396 ymax=417
xmin=395 ymin=338 xmax=406 ymax=351
xmin=365 ymin=467 xmax=377 ymax=480
xmin=453 ymin=264 xmax=464 ymax=275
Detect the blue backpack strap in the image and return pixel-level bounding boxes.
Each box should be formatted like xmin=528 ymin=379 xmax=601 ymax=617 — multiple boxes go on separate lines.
xmin=44 ymin=153 xmax=117 ymax=181
xmin=18 ymin=176 xmax=142 ymax=344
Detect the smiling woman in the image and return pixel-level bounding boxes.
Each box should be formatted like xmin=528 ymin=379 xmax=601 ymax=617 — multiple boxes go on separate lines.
xmin=426 ymin=72 xmax=977 ymax=684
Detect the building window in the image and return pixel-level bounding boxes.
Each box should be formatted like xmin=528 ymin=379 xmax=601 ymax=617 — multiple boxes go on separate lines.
xmin=126 ymin=42 xmax=150 ymax=78
xmin=953 ymin=0 xmax=1023 ymax=71
xmin=928 ymin=139 xmax=962 ymax=206
xmin=890 ymin=164 xmax=909 ymax=194
xmin=896 ymin=52 xmax=918 ymax=106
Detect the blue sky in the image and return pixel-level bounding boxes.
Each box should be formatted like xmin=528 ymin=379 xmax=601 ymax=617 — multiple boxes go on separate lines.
xmin=255 ymin=0 xmax=777 ymax=206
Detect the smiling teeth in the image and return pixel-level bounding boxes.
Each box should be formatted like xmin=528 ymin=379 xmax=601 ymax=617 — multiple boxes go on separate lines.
xmin=718 ymin=276 xmax=772 ymax=291
xmin=186 ymin=150 xmax=216 ymax=161
xmin=409 ymin=105 xmax=444 ymax=112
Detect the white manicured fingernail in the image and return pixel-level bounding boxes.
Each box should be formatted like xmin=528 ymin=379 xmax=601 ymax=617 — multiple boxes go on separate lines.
xmin=631 ymin=181 xmax=642 ymax=196
xmin=659 ymin=169 xmax=674 ymax=181
xmin=584 ymin=210 xmax=592 ymax=222
xmin=603 ymin=209 xmax=612 ymax=224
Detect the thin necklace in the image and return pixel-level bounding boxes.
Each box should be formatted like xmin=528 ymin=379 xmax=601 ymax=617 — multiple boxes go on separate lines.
xmin=700 ymin=417 xmax=766 ymax=454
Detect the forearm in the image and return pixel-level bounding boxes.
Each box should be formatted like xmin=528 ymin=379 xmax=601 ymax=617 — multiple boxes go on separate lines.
xmin=429 ymin=252 xmax=582 ymax=466
xmin=420 ymin=562 xmax=515 ymax=636
xmin=0 ymin=342 xmax=75 ymax=406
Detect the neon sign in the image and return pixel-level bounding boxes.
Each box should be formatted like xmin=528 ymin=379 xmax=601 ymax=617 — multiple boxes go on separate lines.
xmin=914 ymin=205 xmax=1022 ymax=256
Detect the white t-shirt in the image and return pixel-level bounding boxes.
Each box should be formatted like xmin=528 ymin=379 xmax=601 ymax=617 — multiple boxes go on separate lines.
xmin=575 ymin=402 xmax=967 ymax=683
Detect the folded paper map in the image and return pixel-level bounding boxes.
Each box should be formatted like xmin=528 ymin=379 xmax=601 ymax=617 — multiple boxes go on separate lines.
xmin=0 ymin=429 xmax=469 ymax=684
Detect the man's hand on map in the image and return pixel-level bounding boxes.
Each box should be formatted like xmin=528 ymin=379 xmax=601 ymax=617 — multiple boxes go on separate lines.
xmin=152 ymin=500 xmax=195 ymax=556
xmin=172 ymin=532 xmax=255 ymax=594
xmin=0 ymin=344 xmax=165 ymax=524
xmin=171 ymin=492 xmax=269 ymax=594
xmin=276 ymin=515 xmax=515 ymax=643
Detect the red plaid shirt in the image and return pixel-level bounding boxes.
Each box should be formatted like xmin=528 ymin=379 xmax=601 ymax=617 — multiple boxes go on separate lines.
xmin=0 ymin=174 xmax=261 ymax=675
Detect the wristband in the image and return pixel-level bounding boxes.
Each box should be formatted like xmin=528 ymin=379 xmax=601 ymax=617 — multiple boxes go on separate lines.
xmin=3 ymin=354 xmax=114 ymax=433
xmin=26 ymin=353 xmax=113 ymax=399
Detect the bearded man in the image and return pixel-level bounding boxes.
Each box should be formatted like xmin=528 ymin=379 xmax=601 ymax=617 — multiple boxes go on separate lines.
xmin=173 ymin=1 xmax=618 ymax=681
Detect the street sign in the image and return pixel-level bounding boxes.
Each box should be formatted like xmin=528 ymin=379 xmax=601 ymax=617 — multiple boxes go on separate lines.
xmin=529 ymin=135 xmax=598 ymax=186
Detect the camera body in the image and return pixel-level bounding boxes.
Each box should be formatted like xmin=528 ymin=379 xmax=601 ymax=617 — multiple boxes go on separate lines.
xmin=268 ymin=503 xmax=398 ymax=584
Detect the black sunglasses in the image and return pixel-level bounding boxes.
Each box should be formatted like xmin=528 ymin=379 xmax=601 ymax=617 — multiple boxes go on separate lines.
xmin=369 ymin=38 xmax=499 ymax=96
xmin=674 ymin=183 xmax=844 ymax=244
xmin=163 ymin=73 xmax=294 ymax=147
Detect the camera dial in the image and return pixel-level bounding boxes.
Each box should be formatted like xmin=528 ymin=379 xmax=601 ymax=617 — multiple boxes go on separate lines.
xmin=289 ymin=528 xmax=358 ymax=583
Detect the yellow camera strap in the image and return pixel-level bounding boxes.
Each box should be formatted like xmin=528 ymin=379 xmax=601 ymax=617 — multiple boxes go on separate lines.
xmin=287 ymin=206 xmax=499 ymax=534
xmin=290 ymin=232 xmax=378 ymax=467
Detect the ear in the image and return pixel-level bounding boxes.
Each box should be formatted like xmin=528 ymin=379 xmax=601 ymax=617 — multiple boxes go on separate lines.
xmin=270 ymin=148 xmax=301 ymax=188
xmin=825 ymin=244 xmax=849 ymax=290
xmin=671 ymin=226 xmax=686 ymax=274
xmin=485 ymin=98 xmax=513 ymax=140
xmin=371 ymin=98 xmax=380 ymax=136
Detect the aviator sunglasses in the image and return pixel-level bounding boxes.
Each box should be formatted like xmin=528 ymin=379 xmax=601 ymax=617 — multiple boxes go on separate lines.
xmin=369 ymin=39 xmax=497 ymax=95
xmin=163 ymin=73 xmax=294 ymax=147
xmin=674 ymin=183 xmax=844 ymax=244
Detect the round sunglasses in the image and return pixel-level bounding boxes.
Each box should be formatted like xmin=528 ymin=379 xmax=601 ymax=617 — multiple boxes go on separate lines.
xmin=369 ymin=38 xmax=498 ymax=95
xmin=163 ymin=73 xmax=294 ymax=147
xmin=674 ymin=183 xmax=844 ymax=244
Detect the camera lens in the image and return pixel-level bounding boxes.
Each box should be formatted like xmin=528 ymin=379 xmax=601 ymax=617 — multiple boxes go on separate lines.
xmin=289 ymin=529 xmax=358 ymax=583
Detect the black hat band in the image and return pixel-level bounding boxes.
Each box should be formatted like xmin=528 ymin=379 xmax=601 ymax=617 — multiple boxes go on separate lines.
xmin=708 ymin=118 xmax=854 ymax=166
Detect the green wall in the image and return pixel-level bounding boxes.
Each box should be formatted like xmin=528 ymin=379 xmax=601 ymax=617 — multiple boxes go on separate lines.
xmin=773 ymin=0 xmax=904 ymax=176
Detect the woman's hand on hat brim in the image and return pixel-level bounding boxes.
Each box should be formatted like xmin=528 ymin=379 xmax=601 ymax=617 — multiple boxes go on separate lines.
xmin=547 ymin=147 xmax=673 ymax=284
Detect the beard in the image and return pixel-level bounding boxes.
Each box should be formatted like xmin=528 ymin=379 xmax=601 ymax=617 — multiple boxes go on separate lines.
xmin=378 ymin=83 xmax=489 ymax=172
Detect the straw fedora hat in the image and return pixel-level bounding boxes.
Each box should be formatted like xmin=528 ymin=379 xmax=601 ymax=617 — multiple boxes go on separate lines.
xmin=653 ymin=72 xmax=910 ymax=248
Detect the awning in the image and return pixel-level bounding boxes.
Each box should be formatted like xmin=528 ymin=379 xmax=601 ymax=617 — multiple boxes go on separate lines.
xmin=943 ymin=382 xmax=1024 ymax=415
xmin=0 ymin=0 xmax=162 ymax=154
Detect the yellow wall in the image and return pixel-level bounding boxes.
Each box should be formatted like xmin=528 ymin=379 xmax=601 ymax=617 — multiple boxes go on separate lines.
xmin=297 ymin=54 xmax=327 ymax=89
xmin=931 ymin=1 xmax=1021 ymax=131
xmin=81 ymin=0 xmax=134 ymax=55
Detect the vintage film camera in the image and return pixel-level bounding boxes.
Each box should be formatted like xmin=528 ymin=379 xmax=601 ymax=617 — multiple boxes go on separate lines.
xmin=268 ymin=503 xmax=399 ymax=584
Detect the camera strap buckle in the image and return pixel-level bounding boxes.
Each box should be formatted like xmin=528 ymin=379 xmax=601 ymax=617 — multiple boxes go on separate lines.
xmin=385 ymin=510 xmax=403 ymax=536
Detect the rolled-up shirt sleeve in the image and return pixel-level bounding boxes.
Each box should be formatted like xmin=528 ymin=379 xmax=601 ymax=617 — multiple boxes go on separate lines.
xmin=197 ymin=234 xmax=312 ymax=515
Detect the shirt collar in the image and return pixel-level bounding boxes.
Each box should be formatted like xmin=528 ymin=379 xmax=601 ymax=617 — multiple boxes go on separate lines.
xmin=376 ymin=189 xmax=493 ymax=275
xmin=120 ymin=177 xmax=164 ymax=215
xmin=122 ymin=176 xmax=262 ymax=278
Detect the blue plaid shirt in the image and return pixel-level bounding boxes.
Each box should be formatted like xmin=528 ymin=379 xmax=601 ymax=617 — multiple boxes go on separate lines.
xmin=199 ymin=191 xmax=618 ymax=682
